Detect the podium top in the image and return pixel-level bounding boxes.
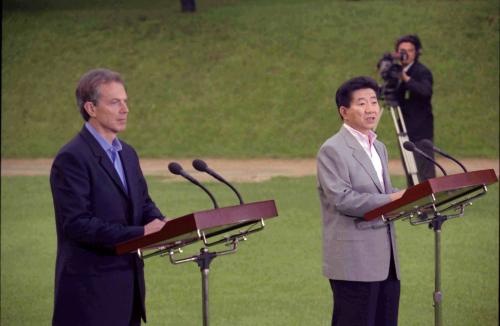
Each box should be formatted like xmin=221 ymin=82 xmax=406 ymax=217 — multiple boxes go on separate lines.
xmin=364 ymin=169 xmax=498 ymax=221
xmin=116 ymin=200 xmax=278 ymax=255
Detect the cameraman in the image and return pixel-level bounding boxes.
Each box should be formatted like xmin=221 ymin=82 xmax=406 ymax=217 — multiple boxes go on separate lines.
xmin=395 ymin=34 xmax=435 ymax=182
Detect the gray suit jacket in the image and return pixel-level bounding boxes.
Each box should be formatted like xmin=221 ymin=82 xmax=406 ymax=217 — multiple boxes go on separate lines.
xmin=317 ymin=126 xmax=400 ymax=282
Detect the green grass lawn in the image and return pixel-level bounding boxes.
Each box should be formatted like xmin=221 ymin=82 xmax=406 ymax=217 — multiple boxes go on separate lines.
xmin=2 ymin=0 xmax=499 ymax=159
xmin=1 ymin=175 xmax=498 ymax=325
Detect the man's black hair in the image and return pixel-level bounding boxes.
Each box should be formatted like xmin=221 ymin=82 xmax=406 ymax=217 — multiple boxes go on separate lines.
xmin=395 ymin=34 xmax=422 ymax=59
xmin=335 ymin=76 xmax=380 ymax=119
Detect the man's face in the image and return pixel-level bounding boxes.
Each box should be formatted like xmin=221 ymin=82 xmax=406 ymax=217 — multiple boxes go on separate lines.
xmin=397 ymin=41 xmax=416 ymax=66
xmin=86 ymin=81 xmax=129 ymax=142
xmin=340 ymin=88 xmax=380 ymax=135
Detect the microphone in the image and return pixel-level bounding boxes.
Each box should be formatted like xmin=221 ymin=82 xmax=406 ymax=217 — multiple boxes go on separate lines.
xmin=168 ymin=162 xmax=219 ymax=208
xmin=421 ymin=139 xmax=467 ymax=173
xmin=403 ymin=141 xmax=447 ymax=177
xmin=192 ymin=159 xmax=244 ymax=204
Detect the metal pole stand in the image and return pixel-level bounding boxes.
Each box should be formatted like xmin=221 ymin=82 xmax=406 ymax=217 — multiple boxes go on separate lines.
xmin=123 ymin=203 xmax=277 ymax=326
xmin=408 ymin=204 xmax=467 ymax=326
xmin=371 ymin=174 xmax=494 ymax=326
xmin=197 ymin=248 xmax=218 ymax=326
xmin=195 ymin=246 xmax=238 ymax=326
xmin=167 ymin=237 xmax=243 ymax=326
xmin=144 ymin=219 xmax=266 ymax=325
xmin=428 ymin=213 xmax=448 ymax=326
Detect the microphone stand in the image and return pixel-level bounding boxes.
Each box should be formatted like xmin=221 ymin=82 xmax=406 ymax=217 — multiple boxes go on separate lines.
xmin=192 ymin=159 xmax=244 ymax=205
xmin=165 ymin=161 xmax=272 ymax=326
xmin=366 ymin=169 xmax=496 ymax=326
xmin=168 ymin=242 xmax=239 ymax=326
xmin=405 ymin=193 xmax=478 ymax=326
xmin=421 ymin=140 xmax=468 ymax=173
xmin=166 ymin=228 xmax=262 ymax=326
xmin=421 ymin=205 xmax=466 ymax=326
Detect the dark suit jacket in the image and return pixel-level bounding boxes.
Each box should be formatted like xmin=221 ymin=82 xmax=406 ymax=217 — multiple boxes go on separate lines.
xmin=396 ymin=61 xmax=434 ymax=141
xmin=50 ymin=126 xmax=163 ymax=325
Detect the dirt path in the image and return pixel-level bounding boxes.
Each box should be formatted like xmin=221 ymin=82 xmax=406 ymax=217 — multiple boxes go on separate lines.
xmin=1 ymin=158 xmax=498 ymax=182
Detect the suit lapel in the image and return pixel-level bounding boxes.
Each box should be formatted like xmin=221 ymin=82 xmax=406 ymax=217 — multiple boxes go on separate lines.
xmin=79 ymin=127 xmax=129 ymax=198
xmin=341 ymin=127 xmax=384 ymax=193
xmin=120 ymin=149 xmax=138 ymax=219
xmin=374 ymin=141 xmax=391 ymax=194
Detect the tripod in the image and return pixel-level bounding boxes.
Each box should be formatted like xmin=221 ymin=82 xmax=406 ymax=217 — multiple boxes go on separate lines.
xmin=380 ymin=86 xmax=419 ymax=186
xmin=386 ymin=104 xmax=420 ymax=186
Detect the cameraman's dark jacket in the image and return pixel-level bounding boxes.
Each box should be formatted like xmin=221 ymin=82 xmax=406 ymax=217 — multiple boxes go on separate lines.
xmin=396 ymin=61 xmax=433 ymax=141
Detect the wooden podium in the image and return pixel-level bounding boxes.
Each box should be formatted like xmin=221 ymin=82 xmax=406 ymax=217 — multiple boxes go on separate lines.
xmin=364 ymin=169 xmax=498 ymax=326
xmin=116 ymin=199 xmax=278 ymax=326
xmin=116 ymin=200 xmax=278 ymax=256
xmin=364 ymin=169 xmax=498 ymax=223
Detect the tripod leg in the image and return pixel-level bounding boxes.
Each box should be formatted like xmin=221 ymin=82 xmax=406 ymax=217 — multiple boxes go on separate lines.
xmin=388 ymin=106 xmax=419 ymax=185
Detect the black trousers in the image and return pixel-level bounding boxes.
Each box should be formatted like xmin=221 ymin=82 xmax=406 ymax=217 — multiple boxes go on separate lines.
xmin=404 ymin=138 xmax=436 ymax=186
xmin=329 ymin=252 xmax=400 ymax=326
xmin=129 ymin=274 xmax=143 ymax=326
xmin=413 ymin=139 xmax=436 ymax=182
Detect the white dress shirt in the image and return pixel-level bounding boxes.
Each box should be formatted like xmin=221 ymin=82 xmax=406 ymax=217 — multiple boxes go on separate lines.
xmin=343 ymin=123 xmax=385 ymax=192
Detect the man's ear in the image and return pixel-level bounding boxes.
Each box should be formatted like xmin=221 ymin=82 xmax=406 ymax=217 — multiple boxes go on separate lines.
xmin=83 ymin=102 xmax=96 ymax=118
xmin=339 ymin=106 xmax=349 ymax=120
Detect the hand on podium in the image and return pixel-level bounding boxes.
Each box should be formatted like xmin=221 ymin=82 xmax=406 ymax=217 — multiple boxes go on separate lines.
xmin=144 ymin=218 xmax=166 ymax=235
xmin=389 ymin=190 xmax=405 ymax=201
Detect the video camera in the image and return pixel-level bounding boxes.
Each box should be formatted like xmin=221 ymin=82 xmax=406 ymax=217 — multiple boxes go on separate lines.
xmin=377 ymin=49 xmax=408 ymax=106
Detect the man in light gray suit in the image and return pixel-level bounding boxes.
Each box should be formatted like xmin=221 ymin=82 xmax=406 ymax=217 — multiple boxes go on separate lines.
xmin=317 ymin=76 xmax=405 ymax=326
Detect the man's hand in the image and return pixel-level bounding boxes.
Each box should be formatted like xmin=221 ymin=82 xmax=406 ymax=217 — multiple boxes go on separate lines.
xmin=144 ymin=218 xmax=166 ymax=235
xmin=389 ymin=190 xmax=406 ymax=201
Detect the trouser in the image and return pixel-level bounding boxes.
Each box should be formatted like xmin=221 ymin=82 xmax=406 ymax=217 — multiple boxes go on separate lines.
xmin=329 ymin=250 xmax=400 ymax=326
xmin=129 ymin=274 xmax=143 ymax=326
xmin=414 ymin=139 xmax=437 ymax=182
xmin=404 ymin=138 xmax=437 ymax=186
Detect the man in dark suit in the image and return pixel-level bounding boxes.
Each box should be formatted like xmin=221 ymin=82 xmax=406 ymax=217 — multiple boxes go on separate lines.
xmin=50 ymin=68 xmax=166 ymax=325
xmin=317 ymin=76 xmax=405 ymax=326
xmin=395 ymin=34 xmax=436 ymax=182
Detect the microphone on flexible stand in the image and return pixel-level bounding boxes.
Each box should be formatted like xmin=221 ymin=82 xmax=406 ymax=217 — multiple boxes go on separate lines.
xmin=168 ymin=162 xmax=219 ymax=209
xmin=192 ymin=159 xmax=244 ymax=204
xmin=420 ymin=139 xmax=467 ymax=173
xmin=403 ymin=141 xmax=448 ymax=177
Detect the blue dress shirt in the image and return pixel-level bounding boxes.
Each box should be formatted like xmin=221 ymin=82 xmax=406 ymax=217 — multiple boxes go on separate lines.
xmin=85 ymin=122 xmax=128 ymax=193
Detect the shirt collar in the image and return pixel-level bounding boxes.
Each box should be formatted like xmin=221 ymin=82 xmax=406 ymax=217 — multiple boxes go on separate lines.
xmin=403 ymin=61 xmax=414 ymax=73
xmin=85 ymin=122 xmax=122 ymax=153
xmin=343 ymin=123 xmax=377 ymax=148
